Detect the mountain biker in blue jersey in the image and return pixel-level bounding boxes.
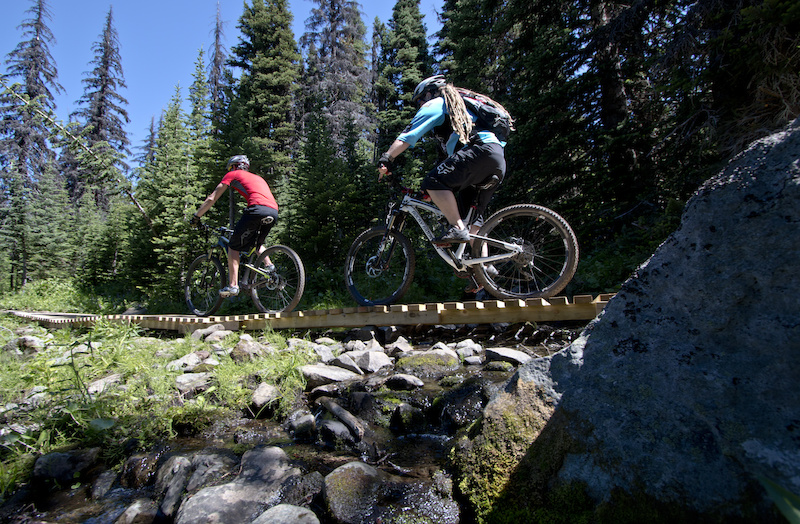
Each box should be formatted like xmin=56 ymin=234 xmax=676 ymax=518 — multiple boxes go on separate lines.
xmin=377 ymin=75 xmax=509 ymax=245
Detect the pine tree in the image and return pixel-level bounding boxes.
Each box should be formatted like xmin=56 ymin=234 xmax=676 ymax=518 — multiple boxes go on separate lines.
xmin=300 ymin=0 xmax=373 ymax=146
xmin=0 ymin=0 xmax=62 ymax=289
xmin=132 ymin=88 xmax=196 ymax=301
xmin=187 ymin=50 xmax=215 ymax=197
xmin=436 ymin=0 xmax=512 ymax=95
xmin=26 ymin=162 xmax=75 ymax=280
xmin=208 ymin=3 xmax=229 ymax=127
xmin=69 ymin=6 xmax=130 ymax=211
xmin=288 ymin=105 xmax=356 ymax=276
xmin=375 ymin=0 xmax=435 ymax=180
xmin=227 ymin=0 xmax=300 ymax=183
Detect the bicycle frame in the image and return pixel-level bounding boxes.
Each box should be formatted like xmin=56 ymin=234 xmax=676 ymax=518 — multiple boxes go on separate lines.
xmin=205 ymin=228 xmax=273 ymax=289
xmin=387 ymin=191 xmax=524 ymax=273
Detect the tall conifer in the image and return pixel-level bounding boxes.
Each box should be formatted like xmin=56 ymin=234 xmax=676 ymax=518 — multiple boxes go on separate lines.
xmin=375 ymin=0 xmax=434 ymax=179
xmin=227 ymin=0 xmax=300 ymax=183
xmin=300 ymin=0 xmax=372 ymax=146
xmin=133 ymin=88 xmax=194 ymax=300
xmin=69 ymin=7 xmax=130 ymax=211
xmin=0 ymin=0 xmax=62 ymax=289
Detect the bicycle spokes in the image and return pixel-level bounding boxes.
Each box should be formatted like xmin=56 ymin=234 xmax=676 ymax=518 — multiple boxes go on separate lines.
xmin=249 ymin=246 xmax=305 ymax=313
xmin=344 ymin=227 xmax=415 ymax=306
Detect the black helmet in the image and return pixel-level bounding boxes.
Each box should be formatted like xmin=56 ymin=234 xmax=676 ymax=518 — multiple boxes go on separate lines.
xmin=226 ymin=155 xmax=250 ymax=171
xmin=411 ymin=75 xmax=446 ymax=104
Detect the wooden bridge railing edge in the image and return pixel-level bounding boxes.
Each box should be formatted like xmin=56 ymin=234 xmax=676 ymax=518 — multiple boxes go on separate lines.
xmin=5 ymin=294 xmax=616 ymax=333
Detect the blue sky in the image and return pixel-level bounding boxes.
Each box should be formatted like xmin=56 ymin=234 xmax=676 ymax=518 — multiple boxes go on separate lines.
xmin=1 ymin=0 xmax=441 ymax=160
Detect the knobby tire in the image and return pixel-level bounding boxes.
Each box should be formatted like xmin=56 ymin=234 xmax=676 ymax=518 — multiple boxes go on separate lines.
xmin=472 ymin=204 xmax=579 ymax=299
xmin=250 ymin=245 xmax=306 ymax=313
xmin=185 ymin=254 xmax=225 ymax=317
xmin=344 ymin=226 xmax=415 ymax=306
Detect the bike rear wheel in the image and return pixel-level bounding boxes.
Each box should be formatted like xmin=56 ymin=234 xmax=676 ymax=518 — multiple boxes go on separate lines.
xmin=472 ymin=204 xmax=579 ymax=299
xmin=250 ymin=245 xmax=305 ymax=313
xmin=344 ymin=226 xmax=415 ymax=306
xmin=185 ymin=254 xmax=225 ymax=316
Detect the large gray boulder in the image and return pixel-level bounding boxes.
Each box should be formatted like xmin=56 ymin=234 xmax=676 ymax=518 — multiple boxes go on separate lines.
xmin=454 ymin=118 xmax=800 ymax=522
xmin=174 ymin=446 xmax=300 ymax=524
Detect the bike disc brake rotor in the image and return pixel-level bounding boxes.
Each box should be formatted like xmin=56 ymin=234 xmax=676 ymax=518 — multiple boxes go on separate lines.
xmin=365 ymin=255 xmax=384 ymax=278
xmin=509 ymin=237 xmax=536 ymax=279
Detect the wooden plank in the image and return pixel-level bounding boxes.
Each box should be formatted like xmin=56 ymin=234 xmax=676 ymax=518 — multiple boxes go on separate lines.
xmin=8 ymin=294 xmax=610 ymax=332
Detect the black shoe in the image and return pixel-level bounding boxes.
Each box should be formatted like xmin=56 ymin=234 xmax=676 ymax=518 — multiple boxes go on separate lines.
xmin=434 ymin=225 xmax=470 ymax=245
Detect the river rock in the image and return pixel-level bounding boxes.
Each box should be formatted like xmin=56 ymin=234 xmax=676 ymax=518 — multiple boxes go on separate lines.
xmin=175 ymin=446 xmax=301 ymax=524
xmin=251 ymin=382 xmax=280 ymax=412
xmin=301 ymin=364 xmax=361 ymax=389
xmin=204 ymin=329 xmax=235 ymax=343
xmin=115 ymin=498 xmax=158 ymax=524
xmin=4 ymin=335 xmax=46 ymax=353
xmin=344 ymin=349 xmax=393 ymax=373
xmin=166 ymin=351 xmax=204 ymax=372
xmin=330 ymin=353 xmax=364 ymax=374
xmin=231 ymin=336 xmax=270 ymax=362
xmin=390 ymin=402 xmax=425 ymax=433
xmin=175 ymin=372 xmax=213 ymax=396
xmin=251 ymin=503 xmax=320 ymax=524
xmin=186 ymin=450 xmax=239 ymax=492
xmin=190 ymin=324 xmax=228 ymax=340
xmin=288 ymin=410 xmax=317 ymax=441
xmin=155 ymin=455 xmax=191 ymax=518
xmin=485 ymin=347 xmax=531 ymax=366
xmin=87 ymin=373 xmax=122 ymax=394
xmin=384 ymin=373 xmax=424 ymax=390
xmin=318 ymin=419 xmax=357 ymax=446
xmin=395 ymin=348 xmax=460 ymax=377
xmin=32 ymin=448 xmax=101 ymax=485
xmin=454 ymin=117 xmax=800 ymax=521
xmin=324 ymin=462 xmax=459 ymax=524
xmin=309 ymin=342 xmax=336 ymax=363
xmin=385 ymin=335 xmax=413 ymax=356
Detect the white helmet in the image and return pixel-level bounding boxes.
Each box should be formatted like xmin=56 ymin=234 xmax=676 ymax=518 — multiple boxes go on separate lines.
xmin=411 ymin=75 xmax=447 ymax=104
xmin=226 ymin=155 xmax=250 ymax=171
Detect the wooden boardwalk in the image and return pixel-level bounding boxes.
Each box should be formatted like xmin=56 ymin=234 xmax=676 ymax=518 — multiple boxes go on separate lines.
xmin=9 ymin=294 xmax=615 ymax=333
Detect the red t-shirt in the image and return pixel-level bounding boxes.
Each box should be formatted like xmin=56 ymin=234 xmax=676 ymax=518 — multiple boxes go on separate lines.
xmin=221 ymin=170 xmax=278 ymax=210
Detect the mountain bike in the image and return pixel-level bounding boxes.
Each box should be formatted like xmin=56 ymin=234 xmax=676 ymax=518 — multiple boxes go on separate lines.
xmin=185 ymin=223 xmax=305 ymax=316
xmin=344 ymin=176 xmax=579 ymax=306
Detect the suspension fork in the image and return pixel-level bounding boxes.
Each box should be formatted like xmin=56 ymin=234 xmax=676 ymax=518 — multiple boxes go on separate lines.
xmin=384 ymin=205 xmax=407 ymax=233
xmin=373 ymin=210 xmax=406 ymax=268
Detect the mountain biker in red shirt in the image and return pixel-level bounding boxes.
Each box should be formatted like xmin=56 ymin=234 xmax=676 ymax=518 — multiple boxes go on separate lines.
xmin=191 ymin=155 xmax=278 ymax=297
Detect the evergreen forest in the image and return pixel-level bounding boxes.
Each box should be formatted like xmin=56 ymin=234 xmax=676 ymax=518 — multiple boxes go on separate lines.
xmin=1 ymin=0 xmax=798 ymax=314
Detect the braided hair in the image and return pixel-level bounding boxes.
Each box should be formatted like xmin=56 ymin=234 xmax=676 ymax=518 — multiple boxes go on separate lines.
xmin=439 ymin=84 xmax=515 ymax=144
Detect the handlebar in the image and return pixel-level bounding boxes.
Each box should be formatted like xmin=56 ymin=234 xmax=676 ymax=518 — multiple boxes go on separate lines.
xmin=192 ymin=221 xmax=233 ymax=237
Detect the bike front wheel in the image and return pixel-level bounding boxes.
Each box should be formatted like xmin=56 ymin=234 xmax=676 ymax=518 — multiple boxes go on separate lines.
xmin=344 ymin=226 xmax=415 ymax=306
xmin=249 ymin=245 xmax=306 ymax=313
xmin=185 ymin=254 xmax=225 ymax=317
xmin=472 ymin=204 xmax=579 ymax=300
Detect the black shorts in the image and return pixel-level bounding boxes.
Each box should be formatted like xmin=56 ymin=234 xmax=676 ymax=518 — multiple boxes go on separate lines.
xmin=229 ymin=205 xmax=278 ymax=252
xmin=420 ymin=141 xmax=505 ymax=223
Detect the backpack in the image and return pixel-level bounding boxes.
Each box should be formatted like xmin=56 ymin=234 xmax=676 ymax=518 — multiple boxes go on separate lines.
xmin=461 ymin=94 xmax=514 ymax=142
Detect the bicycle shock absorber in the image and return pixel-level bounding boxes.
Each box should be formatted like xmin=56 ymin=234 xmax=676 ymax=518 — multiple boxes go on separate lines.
xmin=386 ymin=209 xmax=406 ymax=233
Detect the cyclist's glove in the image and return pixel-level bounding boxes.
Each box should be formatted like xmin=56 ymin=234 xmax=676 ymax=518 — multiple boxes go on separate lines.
xmin=378 ymin=152 xmax=394 ymax=174
xmin=190 ymin=215 xmax=202 ymax=227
